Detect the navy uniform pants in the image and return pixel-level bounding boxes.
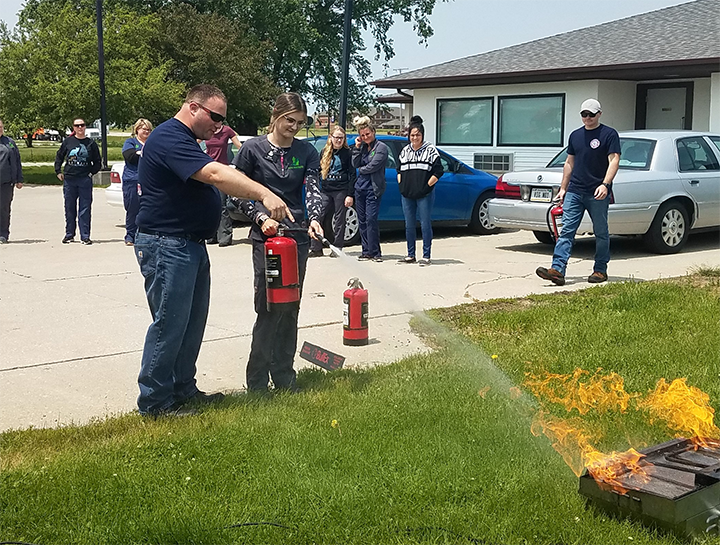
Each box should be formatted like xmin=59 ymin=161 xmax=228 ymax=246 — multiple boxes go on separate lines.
xmin=63 ymin=175 xmax=93 ymax=240
xmin=0 ymin=183 xmax=15 ymax=239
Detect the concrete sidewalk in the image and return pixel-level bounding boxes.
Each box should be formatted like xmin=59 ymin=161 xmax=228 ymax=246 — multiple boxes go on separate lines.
xmin=1 ymin=186 xmax=718 ymax=431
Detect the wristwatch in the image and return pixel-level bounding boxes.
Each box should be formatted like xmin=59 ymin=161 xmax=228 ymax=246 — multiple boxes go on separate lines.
xmin=602 ymin=182 xmax=612 ymax=188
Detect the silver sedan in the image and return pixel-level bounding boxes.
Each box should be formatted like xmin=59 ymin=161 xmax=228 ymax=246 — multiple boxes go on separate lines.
xmin=487 ymin=130 xmax=720 ymax=254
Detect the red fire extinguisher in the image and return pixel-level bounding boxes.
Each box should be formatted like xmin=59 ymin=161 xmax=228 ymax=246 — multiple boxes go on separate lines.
xmin=265 ymin=227 xmax=300 ymax=311
xmin=343 ymin=277 xmax=368 ymax=346
xmin=547 ymin=202 xmax=564 ymax=241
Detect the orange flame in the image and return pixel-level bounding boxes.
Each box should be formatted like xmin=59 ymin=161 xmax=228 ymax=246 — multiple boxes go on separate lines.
xmin=530 ymin=410 xmax=649 ymax=493
xmin=524 ymin=368 xmax=634 ymax=415
xmin=638 ymin=378 xmax=720 ymax=448
xmin=523 ymin=368 xmax=720 ymax=493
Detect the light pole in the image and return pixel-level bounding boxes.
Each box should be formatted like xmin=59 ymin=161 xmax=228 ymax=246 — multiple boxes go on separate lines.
xmin=338 ymin=0 xmax=353 ymax=128
xmin=96 ymin=0 xmax=108 ymax=170
xmin=393 ymin=68 xmax=408 ymax=131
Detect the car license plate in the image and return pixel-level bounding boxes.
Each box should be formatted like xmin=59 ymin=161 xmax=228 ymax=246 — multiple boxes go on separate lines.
xmin=531 ymin=188 xmax=553 ymax=202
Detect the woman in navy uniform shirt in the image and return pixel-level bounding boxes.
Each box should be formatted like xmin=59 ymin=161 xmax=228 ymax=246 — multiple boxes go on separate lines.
xmin=233 ymin=92 xmax=323 ymax=393
xmin=121 ymin=118 xmax=152 ymax=245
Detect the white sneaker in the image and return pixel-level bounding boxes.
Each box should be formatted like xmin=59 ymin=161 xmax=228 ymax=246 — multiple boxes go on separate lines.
xmin=418 ymin=258 xmax=431 ymax=266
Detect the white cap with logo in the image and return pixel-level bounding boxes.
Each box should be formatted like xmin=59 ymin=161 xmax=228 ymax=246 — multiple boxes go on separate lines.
xmin=580 ymin=99 xmax=602 ymax=114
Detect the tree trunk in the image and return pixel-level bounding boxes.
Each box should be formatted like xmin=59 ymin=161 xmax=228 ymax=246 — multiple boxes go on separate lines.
xmin=24 ymin=133 xmax=33 ymax=148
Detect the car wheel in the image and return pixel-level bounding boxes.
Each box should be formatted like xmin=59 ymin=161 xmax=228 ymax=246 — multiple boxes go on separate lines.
xmin=533 ymin=231 xmax=555 ymax=245
xmin=469 ymin=192 xmax=500 ymax=235
xmin=643 ymin=201 xmax=690 ymax=254
xmin=327 ymin=205 xmax=360 ymax=247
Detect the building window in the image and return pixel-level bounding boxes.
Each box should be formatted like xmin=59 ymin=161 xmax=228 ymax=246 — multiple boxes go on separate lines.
xmin=437 ymin=98 xmax=493 ymax=146
xmin=498 ymin=94 xmax=564 ymax=146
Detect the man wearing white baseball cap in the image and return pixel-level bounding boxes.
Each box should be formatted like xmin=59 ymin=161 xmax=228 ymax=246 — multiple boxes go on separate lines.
xmin=536 ymin=98 xmax=620 ymax=286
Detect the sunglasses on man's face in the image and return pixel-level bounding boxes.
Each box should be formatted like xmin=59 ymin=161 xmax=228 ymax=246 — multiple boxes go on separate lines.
xmin=194 ymin=103 xmax=226 ymax=123
xmin=74 ymin=123 xmax=86 ymax=127
xmin=580 ymin=111 xmax=598 ymax=118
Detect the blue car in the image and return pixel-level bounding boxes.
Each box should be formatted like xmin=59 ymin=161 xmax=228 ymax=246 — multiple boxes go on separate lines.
xmin=307 ymin=134 xmax=499 ymax=245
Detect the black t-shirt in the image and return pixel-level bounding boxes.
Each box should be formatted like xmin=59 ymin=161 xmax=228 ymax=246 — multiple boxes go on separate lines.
xmin=136 ymin=118 xmax=219 ymax=238
xmin=567 ymin=124 xmax=621 ymax=195
xmin=232 ymin=136 xmax=321 ymax=240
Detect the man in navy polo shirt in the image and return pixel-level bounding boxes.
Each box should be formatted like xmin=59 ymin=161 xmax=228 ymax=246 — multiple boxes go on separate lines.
xmin=135 ymin=84 xmax=291 ymax=417
xmin=536 ymin=98 xmax=620 ymax=286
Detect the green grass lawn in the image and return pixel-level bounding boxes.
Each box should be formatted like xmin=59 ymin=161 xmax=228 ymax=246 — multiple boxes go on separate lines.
xmin=1 ymin=276 xmax=718 ymax=544
xmin=18 ymin=137 xmax=124 ymax=163
xmin=21 ymin=165 xmax=63 ymax=185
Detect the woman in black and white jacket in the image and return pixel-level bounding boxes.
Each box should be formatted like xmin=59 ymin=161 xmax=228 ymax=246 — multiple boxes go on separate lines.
xmin=397 ymin=116 xmax=443 ymax=266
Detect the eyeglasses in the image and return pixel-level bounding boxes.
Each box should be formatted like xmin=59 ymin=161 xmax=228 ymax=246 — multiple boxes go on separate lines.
xmin=193 ymin=103 xmax=226 ymax=123
xmin=580 ymin=111 xmax=598 ymax=118
xmin=73 ymin=123 xmax=86 ymax=127
xmin=331 ymin=135 xmax=344 ymax=141
xmin=282 ymin=114 xmax=306 ymax=129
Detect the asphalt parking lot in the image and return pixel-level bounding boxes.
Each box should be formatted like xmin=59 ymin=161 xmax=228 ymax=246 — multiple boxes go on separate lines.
xmin=1 ymin=185 xmax=718 ymax=431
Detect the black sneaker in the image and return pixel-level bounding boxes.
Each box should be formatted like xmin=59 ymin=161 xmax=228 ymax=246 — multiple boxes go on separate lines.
xmin=357 ymin=255 xmax=372 ymax=261
xmin=185 ymin=390 xmax=225 ymax=406
xmin=62 ymin=235 xmax=74 ymax=244
xmin=0 ymin=236 xmax=8 ymax=244
xmin=145 ymin=402 xmax=199 ymax=418
xmin=81 ymin=239 xmax=93 ymax=245
xmin=308 ymin=250 xmax=324 ymax=258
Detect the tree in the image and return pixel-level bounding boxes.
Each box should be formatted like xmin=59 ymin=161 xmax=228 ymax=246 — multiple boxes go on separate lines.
xmin=120 ymin=0 xmax=448 ymax=116
xmin=154 ymin=4 xmax=278 ymax=133
xmin=0 ymin=0 xmax=184 ymax=143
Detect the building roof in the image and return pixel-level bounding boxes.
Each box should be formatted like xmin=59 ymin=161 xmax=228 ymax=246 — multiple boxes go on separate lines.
xmin=377 ymin=91 xmax=413 ymax=104
xmin=373 ymin=0 xmax=720 ymax=89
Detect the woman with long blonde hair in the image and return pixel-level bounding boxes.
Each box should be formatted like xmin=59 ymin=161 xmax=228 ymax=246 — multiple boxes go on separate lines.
xmin=309 ymin=125 xmax=356 ymax=256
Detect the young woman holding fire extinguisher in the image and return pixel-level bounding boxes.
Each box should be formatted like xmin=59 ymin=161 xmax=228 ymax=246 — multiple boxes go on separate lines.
xmin=232 ymin=92 xmax=323 ymax=393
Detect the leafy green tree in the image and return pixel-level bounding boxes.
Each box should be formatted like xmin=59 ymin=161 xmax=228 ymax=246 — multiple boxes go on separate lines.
xmin=154 ymin=4 xmax=278 ymax=133
xmin=0 ymin=0 xmax=184 ymax=144
xmin=121 ymin=0 xmax=448 ymax=115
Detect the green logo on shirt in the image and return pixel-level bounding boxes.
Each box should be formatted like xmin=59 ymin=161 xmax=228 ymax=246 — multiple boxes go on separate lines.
xmin=289 ymin=156 xmax=303 ymax=169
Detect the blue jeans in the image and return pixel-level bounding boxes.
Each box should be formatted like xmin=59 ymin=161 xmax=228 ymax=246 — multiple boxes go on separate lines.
xmin=63 ymin=176 xmax=93 ymax=240
xmin=122 ymin=181 xmax=139 ymax=243
xmin=355 ymin=189 xmax=382 ymax=257
xmin=134 ymin=232 xmax=210 ymax=414
xmin=552 ymin=191 xmax=610 ymax=275
xmin=401 ymin=192 xmax=434 ymax=259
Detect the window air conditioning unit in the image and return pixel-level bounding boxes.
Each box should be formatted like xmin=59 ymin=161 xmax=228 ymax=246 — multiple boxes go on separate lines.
xmin=474 ymin=153 xmax=514 ymax=174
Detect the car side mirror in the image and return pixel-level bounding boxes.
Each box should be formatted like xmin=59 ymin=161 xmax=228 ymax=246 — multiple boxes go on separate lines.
xmin=454 ymin=162 xmax=463 ymax=174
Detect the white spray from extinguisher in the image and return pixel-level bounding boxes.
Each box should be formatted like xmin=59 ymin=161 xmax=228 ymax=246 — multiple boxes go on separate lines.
xmin=317 ymin=234 xmax=345 ymax=259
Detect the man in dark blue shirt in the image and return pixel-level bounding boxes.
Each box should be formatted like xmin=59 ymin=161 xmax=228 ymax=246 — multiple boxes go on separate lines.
xmin=537 ymin=99 xmax=620 ymax=286
xmin=134 ymin=84 xmax=290 ymax=417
